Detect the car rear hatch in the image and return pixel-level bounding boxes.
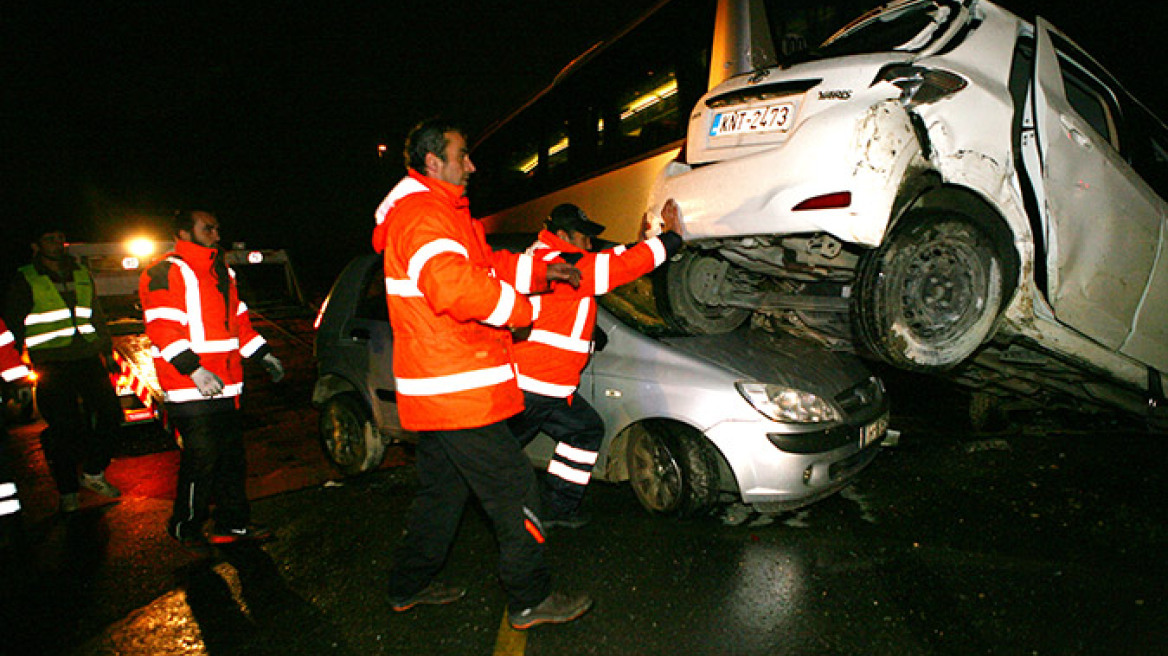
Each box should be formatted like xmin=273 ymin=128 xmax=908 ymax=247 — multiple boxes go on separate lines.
xmin=687 ymin=0 xmax=977 ymax=166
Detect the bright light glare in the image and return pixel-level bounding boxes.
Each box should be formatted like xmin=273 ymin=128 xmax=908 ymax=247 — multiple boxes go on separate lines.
xmin=121 ymin=257 xmax=141 ymax=270
xmin=126 ymin=238 xmax=155 ymax=258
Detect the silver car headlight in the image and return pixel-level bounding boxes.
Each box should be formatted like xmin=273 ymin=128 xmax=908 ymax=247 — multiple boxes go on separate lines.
xmin=735 ymin=382 xmax=841 ymax=424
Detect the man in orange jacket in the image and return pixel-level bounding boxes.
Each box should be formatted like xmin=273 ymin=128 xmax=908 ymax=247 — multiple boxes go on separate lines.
xmin=509 ymin=201 xmax=683 ymax=528
xmin=140 ymin=209 xmax=284 ymax=552
xmin=374 ymin=117 xmax=591 ymax=630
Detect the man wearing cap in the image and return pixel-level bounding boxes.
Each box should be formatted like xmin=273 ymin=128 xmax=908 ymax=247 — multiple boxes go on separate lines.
xmin=509 ymin=201 xmax=683 ymax=528
xmin=3 ymin=228 xmax=123 ymax=513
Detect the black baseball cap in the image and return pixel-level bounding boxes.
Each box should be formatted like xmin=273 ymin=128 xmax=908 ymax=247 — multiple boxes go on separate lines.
xmin=546 ymin=203 xmax=605 ymax=237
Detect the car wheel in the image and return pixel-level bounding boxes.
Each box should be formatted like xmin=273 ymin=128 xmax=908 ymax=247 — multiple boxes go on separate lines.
xmin=854 ymin=210 xmax=1011 ymax=371
xmin=318 ymin=394 xmax=385 ymax=476
xmin=656 ymin=250 xmax=750 ymax=335
xmin=627 ymin=422 xmax=720 ymax=518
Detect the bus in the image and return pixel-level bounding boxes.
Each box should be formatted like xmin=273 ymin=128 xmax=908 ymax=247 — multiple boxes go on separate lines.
xmin=470 ymin=0 xmax=870 ymax=244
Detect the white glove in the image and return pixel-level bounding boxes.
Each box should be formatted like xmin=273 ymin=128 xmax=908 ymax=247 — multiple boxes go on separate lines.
xmin=262 ymin=353 xmax=284 ymax=383
xmin=191 ymin=367 xmax=225 ymax=397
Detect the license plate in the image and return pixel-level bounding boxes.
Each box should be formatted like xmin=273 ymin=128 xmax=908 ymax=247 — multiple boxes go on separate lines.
xmin=710 ymin=101 xmax=797 ymax=137
xmin=860 ymin=413 xmax=889 ymax=447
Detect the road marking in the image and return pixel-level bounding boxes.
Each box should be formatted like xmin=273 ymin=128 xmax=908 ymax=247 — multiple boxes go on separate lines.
xmin=493 ymin=610 xmax=526 ymax=655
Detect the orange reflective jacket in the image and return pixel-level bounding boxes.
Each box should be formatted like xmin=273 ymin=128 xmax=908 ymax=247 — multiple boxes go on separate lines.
xmin=0 ymin=318 xmax=30 ymax=383
xmin=140 ymin=239 xmax=269 ymax=408
xmin=373 ymin=170 xmax=550 ymax=430
xmin=514 ymin=229 xmax=676 ymax=397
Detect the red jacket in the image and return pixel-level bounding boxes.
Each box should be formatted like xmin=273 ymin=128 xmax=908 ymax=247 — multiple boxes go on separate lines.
xmin=0 ymin=318 xmax=30 ymax=383
xmin=139 ymin=239 xmax=270 ymax=412
xmin=374 ymin=170 xmax=552 ymax=431
xmin=514 ymin=229 xmax=680 ymax=397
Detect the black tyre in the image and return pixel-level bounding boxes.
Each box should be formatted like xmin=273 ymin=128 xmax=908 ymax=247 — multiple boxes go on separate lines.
xmin=656 ymin=250 xmax=750 ymax=335
xmin=627 ymin=422 xmax=720 ymax=518
xmin=318 ymin=394 xmax=386 ymax=476
xmin=854 ymin=210 xmax=1012 ymax=371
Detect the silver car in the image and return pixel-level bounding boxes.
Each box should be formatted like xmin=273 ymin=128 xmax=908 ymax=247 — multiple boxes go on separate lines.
xmin=313 ymin=254 xmax=888 ymax=518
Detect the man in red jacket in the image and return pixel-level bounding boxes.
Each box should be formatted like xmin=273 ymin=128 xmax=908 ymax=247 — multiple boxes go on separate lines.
xmin=374 ymin=117 xmax=591 ymax=630
xmin=140 ymin=210 xmax=284 ymax=552
xmin=509 ymin=201 xmax=683 ymax=528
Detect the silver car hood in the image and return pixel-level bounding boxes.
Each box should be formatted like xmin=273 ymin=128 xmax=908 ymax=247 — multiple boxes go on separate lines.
xmin=660 ymin=329 xmax=874 ymax=397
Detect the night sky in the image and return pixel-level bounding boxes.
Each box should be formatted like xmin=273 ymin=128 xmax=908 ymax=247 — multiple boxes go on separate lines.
xmin=2 ymin=0 xmax=1162 ymax=295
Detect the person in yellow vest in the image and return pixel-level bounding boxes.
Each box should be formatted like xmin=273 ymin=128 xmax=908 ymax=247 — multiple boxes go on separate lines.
xmin=3 ymin=227 xmax=123 ymax=513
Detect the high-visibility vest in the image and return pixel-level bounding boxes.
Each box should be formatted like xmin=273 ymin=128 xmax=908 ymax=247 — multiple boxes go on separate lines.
xmin=140 ymin=239 xmax=268 ymax=405
xmin=0 ymin=318 xmax=30 ymax=383
xmin=514 ymin=229 xmax=671 ymax=397
xmin=373 ymin=170 xmax=550 ymax=431
xmin=18 ymin=264 xmax=99 ymax=351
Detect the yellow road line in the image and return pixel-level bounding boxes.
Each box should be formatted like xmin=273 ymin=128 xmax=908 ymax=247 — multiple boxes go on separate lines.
xmin=493 ymin=610 xmax=526 ymax=655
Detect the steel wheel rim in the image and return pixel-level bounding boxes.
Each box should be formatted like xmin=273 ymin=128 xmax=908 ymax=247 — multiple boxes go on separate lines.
xmin=894 ymin=230 xmax=991 ymax=344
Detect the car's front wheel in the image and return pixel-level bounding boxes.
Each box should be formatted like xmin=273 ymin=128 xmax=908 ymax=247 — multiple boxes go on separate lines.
xmin=854 ymin=209 xmax=1013 ymax=371
xmin=627 ymin=422 xmax=720 ymax=518
xmin=318 ymin=393 xmax=386 ymax=476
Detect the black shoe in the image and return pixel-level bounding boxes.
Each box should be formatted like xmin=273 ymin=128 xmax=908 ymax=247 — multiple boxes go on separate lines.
xmin=209 ymin=523 xmax=273 ymax=544
xmin=510 ymin=592 xmax=593 ymax=630
xmin=390 ymin=581 xmax=467 ymax=612
xmin=544 ymin=509 xmax=591 ymax=530
xmin=168 ymin=522 xmax=211 ymax=555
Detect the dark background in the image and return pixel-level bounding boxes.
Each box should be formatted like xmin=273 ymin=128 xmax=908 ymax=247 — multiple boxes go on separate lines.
xmin=2 ymin=0 xmax=1162 ymax=298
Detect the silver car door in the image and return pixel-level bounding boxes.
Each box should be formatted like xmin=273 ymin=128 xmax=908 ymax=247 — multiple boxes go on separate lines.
xmin=1031 ymin=18 xmax=1160 ymax=352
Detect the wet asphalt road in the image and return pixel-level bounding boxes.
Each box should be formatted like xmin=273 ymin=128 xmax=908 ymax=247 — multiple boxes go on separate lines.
xmin=2 ymin=369 xmax=1167 ymax=655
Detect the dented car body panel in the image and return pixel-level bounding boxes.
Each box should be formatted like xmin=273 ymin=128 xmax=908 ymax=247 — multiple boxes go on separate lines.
xmin=649 ymin=0 xmax=1168 ymax=419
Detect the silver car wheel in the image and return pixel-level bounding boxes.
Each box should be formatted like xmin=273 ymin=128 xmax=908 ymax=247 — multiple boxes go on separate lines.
xmin=318 ymin=394 xmax=385 ymax=476
xmin=627 ymin=423 xmax=720 ymax=517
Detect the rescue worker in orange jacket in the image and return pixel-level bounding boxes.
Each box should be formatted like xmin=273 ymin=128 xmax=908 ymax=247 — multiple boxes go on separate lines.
xmin=375 ymin=117 xmax=592 ymax=630
xmin=140 ymin=209 xmax=284 ymax=552
xmin=508 ymin=201 xmax=683 ymax=528
xmin=0 ymin=318 xmax=31 ymax=386
xmin=1 ymin=317 xmax=31 ymax=526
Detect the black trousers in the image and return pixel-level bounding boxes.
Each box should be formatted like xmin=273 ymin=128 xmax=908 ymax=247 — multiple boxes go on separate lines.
xmin=169 ymin=409 xmax=250 ymax=535
xmin=386 ymin=420 xmax=550 ymax=612
xmin=509 ymin=391 xmax=605 ymax=517
xmin=34 ymin=357 xmax=121 ymax=494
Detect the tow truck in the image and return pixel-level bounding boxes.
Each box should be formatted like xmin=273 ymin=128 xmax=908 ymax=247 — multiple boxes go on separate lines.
xmin=65 ymin=237 xmax=310 ymax=434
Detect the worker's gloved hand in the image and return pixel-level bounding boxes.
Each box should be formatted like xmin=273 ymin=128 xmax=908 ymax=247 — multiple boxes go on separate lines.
xmin=261 ymin=353 xmax=285 ymax=383
xmin=190 ymin=367 xmax=225 ymax=397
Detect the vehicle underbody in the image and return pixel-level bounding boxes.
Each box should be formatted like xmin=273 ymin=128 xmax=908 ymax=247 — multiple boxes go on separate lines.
xmin=659 ymin=233 xmax=1165 ymax=429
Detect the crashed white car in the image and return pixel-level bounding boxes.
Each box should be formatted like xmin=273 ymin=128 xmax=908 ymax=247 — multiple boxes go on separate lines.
xmin=650 ymin=0 xmax=1168 ymax=421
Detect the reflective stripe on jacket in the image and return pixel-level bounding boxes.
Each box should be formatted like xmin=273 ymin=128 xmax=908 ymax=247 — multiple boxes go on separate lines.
xmin=514 ymin=229 xmax=673 ymax=397
xmin=139 ymin=239 xmax=268 ymax=406
xmin=18 ymin=264 xmax=99 ymax=351
xmin=0 ymin=319 xmax=30 ymax=382
xmin=373 ymin=170 xmax=549 ymax=430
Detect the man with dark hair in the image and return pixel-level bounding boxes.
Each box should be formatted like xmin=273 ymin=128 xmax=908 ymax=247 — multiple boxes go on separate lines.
xmin=139 ymin=209 xmax=284 ymax=551
xmin=373 ymin=117 xmax=592 ymax=630
xmin=4 ymin=227 xmax=123 ymax=513
xmin=509 ymin=201 xmax=683 ymax=528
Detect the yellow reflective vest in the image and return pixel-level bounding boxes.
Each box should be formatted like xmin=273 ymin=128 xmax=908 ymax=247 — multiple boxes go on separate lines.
xmin=18 ymin=264 xmax=99 ymax=351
